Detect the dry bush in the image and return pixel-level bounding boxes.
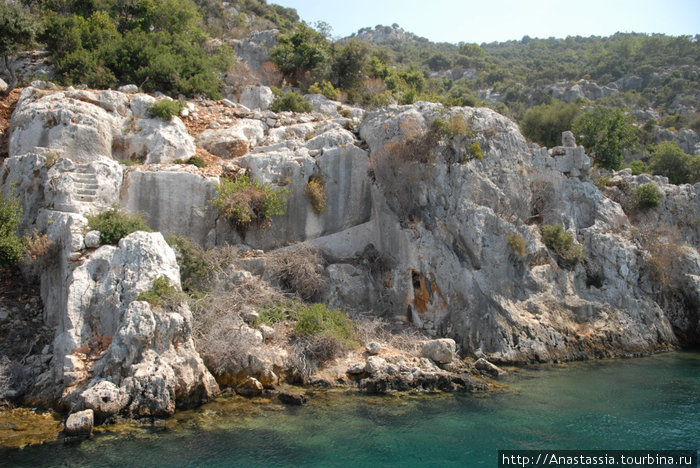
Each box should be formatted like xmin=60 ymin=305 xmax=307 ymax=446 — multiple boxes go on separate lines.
xmin=528 ymin=170 xmax=563 ymax=223
xmin=289 ymin=335 xmax=346 ymax=382
xmin=268 ymin=246 xmax=327 ymax=301
xmin=305 ymin=177 xmax=326 ymax=214
xmin=20 ymin=233 xmax=56 ymax=281
xmin=352 ymin=315 xmax=429 ymax=355
xmin=224 ymin=61 xmax=261 ymax=92
xmin=370 ymin=140 xmax=433 ymax=223
xmin=638 ymin=225 xmax=686 ymax=287
xmin=190 ymin=274 xmax=288 ymax=376
xmin=259 ymin=61 xmax=283 ymax=87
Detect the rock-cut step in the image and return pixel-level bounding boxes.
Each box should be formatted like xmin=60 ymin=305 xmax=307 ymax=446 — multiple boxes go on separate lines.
xmin=68 ymin=164 xmax=99 ymax=204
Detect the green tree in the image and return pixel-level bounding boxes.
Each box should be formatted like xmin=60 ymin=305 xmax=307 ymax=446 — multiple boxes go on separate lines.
xmin=38 ymin=0 xmax=233 ymax=97
xmin=0 ymin=2 xmax=37 ymax=95
xmin=520 ymin=100 xmax=580 ymax=147
xmin=330 ymin=39 xmax=369 ymax=90
xmin=270 ymin=23 xmax=330 ymax=86
xmin=572 ymin=107 xmax=637 ymax=170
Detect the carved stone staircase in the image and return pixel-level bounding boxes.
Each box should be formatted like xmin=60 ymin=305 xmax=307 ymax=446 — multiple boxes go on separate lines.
xmin=69 ymin=164 xmax=99 ymax=204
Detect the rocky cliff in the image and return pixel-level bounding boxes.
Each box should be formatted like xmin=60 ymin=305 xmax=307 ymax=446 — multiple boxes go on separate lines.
xmin=1 ymin=83 xmax=698 ymax=417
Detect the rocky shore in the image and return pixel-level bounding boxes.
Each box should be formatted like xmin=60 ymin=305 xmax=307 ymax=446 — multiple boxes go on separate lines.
xmin=1 ymin=81 xmax=698 ymax=436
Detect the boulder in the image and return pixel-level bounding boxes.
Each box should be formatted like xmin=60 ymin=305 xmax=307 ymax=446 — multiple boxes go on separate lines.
xmin=0 ymin=78 xmax=7 ymax=93
xmin=84 ymin=231 xmax=100 ymax=249
xmin=421 ymin=339 xmax=456 ymax=364
xmin=119 ymin=117 xmax=195 ymax=164
xmin=346 ymin=362 xmax=366 ymax=375
xmin=365 ymin=342 xmax=381 ymax=355
xmin=64 ymin=409 xmax=93 ymax=436
xmin=9 ymin=88 xmax=121 ymax=162
xmin=196 ymin=119 xmax=265 ymax=158
xmin=474 ymin=358 xmax=506 ymax=377
xmin=80 ymin=380 xmax=128 ymax=420
xmin=278 ymin=391 xmax=307 ymax=406
xmin=259 ymin=324 xmax=275 ymax=341
xmin=237 ymin=377 xmax=264 ymax=397
xmin=364 ymin=356 xmax=388 ymax=375
xmin=37 ymin=230 xmax=218 ymax=417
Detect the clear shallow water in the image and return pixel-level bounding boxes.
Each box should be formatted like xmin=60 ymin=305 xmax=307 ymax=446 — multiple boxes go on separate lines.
xmin=2 ymin=352 xmax=699 ymax=467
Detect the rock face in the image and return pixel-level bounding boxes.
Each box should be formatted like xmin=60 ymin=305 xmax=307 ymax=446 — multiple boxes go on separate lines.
xmin=9 ymin=87 xmax=194 ymax=164
xmin=3 ymin=83 xmax=699 ymax=415
xmin=232 ymin=30 xmax=279 ymax=71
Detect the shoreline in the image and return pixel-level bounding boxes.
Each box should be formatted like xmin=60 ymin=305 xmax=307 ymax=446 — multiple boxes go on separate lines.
xmin=1 ymin=348 xmax=693 ymax=450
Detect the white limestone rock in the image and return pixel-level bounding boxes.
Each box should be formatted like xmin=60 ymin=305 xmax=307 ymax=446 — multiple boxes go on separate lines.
xmin=120 ymin=168 xmax=219 ymax=246
xmin=421 ymin=339 xmax=456 ymax=364
xmin=9 ymin=88 xmax=121 ymax=162
xmin=196 ymin=119 xmax=265 ymax=158
xmin=120 ymin=117 xmax=195 ymax=164
xmin=239 ymin=85 xmax=274 ymax=111
xmin=39 ymin=231 xmax=218 ymax=417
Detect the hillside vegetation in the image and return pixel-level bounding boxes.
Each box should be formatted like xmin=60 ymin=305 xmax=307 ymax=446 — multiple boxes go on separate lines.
xmin=2 ymin=1 xmax=699 ymax=178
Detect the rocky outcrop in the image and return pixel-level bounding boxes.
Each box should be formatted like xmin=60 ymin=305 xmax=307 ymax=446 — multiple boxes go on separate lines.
xmin=9 ymin=87 xmax=194 ymax=164
xmin=3 ymin=82 xmax=699 ymax=418
xmin=232 ymin=30 xmax=278 ymax=71
xmin=31 ymin=229 xmax=219 ymax=417
xmin=346 ymin=351 xmax=489 ymax=395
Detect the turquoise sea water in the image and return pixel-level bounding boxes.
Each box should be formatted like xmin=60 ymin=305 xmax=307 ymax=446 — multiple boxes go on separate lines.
xmin=2 ymin=351 xmax=699 ymax=467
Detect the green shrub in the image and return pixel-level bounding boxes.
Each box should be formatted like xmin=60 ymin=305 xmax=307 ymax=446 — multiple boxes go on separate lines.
xmin=254 ymin=300 xmax=303 ymax=327
xmin=0 ymin=192 xmax=25 ymax=268
xmin=308 ymin=80 xmax=340 ymax=100
xmin=635 ymin=183 xmax=661 ymax=209
xmin=212 ymin=174 xmax=290 ymax=230
xmin=165 ymin=235 xmax=216 ymax=294
xmin=87 ymin=208 xmax=152 ymax=245
xmin=540 ymin=224 xmax=584 ymax=268
xmin=469 ymin=142 xmax=486 ymax=159
xmin=269 ymin=91 xmax=313 ymax=113
xmin=594 ymin=176 xmax=611 ymax=188
xmin=649 ymin=141 xmax=699 ymax=184
xmin=520 ymin=100 xmax=580 ymax=147
xmin=627 ymin=160 xmax=649 ymax=175
xmin=186 ymin=156 xmax=207 ymax=168
xmin=136 ymin=276 xmax=184 ymax=308
xmin=293 ymin=303 xmax=356 ymax=346
xmin=148 ymin=100 xmax=186 ymax=120
xmin=430 ymin=118 xmax=451 ymax=138
xmin=572 ymin=107 xmax=637 ymax=170
xmin=506 ymin=233 xmax=527 ymax=258
xmin=305 ymin=176 xmax=326 ymax=214
xmin=39 ymin=3 xmax=234 ymax=98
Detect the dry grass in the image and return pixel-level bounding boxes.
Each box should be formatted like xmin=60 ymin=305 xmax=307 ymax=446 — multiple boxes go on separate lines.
xmin=352 ymin=315 xmax=429 ymax=355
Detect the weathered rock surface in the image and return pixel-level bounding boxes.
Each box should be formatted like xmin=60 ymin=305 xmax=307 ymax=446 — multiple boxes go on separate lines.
xmin=31 ymin=229 xmax=218 ymax=417
xmin=421 ymin=339 xmax=456 ymax=364
xmin=64 ymin=409 xmax=93 ymax=436
xmin=8 ymin=87 xmax=195 ymax=164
